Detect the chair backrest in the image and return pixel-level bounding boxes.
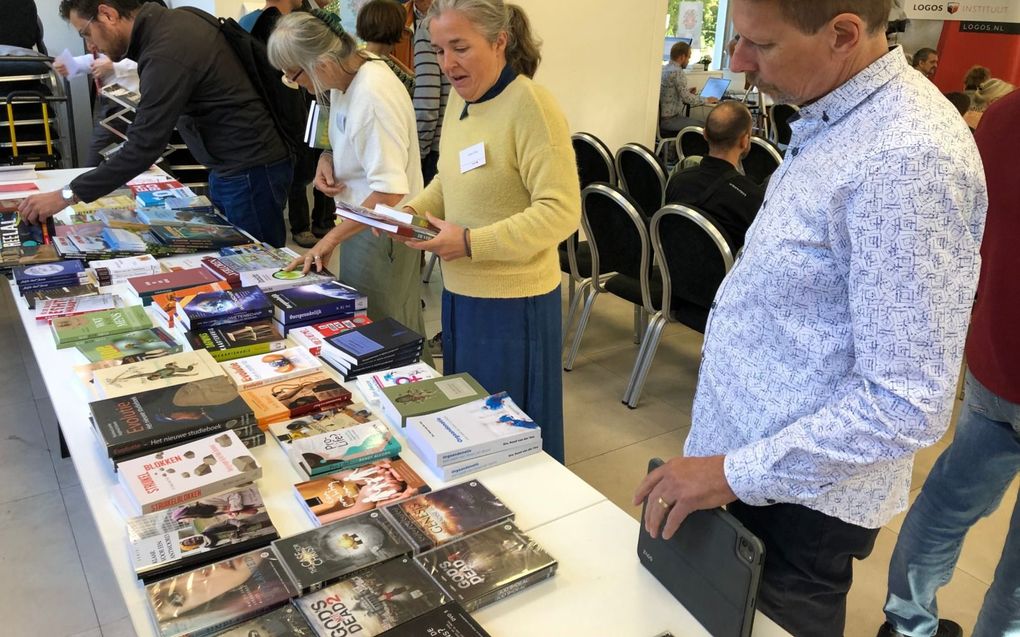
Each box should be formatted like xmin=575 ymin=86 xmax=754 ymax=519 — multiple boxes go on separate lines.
xmin=651 ymin=204 xmax=734 ymax=332
xmin=767 ymin=103 xmax=799 ymax=146
xmin=581 ymin=183 xmax=651 ymax=303
xmin=572 ymin=132 xmax=616 ymax=189
xmin=742 ymin=136 xmax=783 ymax=184
xmin=615 ymin=143 xmax=667 ymax=218
xmin=675 ymin=126 xmax=708 ymax=162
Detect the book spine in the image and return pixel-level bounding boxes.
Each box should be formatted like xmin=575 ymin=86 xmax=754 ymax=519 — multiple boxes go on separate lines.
xmin=107 ymin=417 xmax=254 ymax=459
xmin=232 ymin=365 xmax=312 ymax=392
xmin=435 ymin=430 xmax=542 ymax=467
xmin=438 ymin=442 xmax=543 ymax=480
xmin=204 ymin=341 xmax=285 ymax=363
xmin=140 ymin=469 xmax=261 ymax=515
xmin=275 ymin=299 xmax=360 ymax=325
xmin=380 ymin=503 xmax=432 ymax=553
xmin=462 ymin=562 xmax=557 ymax=612
xmin=287 ymin=392 xmax=352 ymax=419
xmin=189 ymin=308 xmax=273 ymax=331
xmin=305 ymin=447 xmax=401 ymax=478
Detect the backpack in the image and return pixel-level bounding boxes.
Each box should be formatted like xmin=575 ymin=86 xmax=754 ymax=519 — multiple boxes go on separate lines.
xmin=179 ymin=7 xmax=315 ymax=182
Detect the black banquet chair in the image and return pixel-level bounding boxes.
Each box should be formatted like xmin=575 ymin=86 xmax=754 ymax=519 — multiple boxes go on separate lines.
xmin=675 ymin=125 xmax=708 ymax=165
xmin=624 ymin=204 xmax=734 ymax=408
xmin=742 ymin=136 xmax=783 ymax=185
xmin=615 ymin=142 xmax=667 ymax=218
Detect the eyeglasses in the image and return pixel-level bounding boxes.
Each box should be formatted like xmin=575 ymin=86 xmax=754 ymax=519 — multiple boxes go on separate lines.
xmin=281 ymin=68 xmax=304 ymax=89
xmin=77 ymin=16 xmax=96 ymax=39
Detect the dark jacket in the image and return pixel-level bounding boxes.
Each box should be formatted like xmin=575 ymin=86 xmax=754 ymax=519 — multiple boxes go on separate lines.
xmin=664 ymin=155 xmax=764 ymax=252
xmin=71 ymin=3 xmax=288 ymax=202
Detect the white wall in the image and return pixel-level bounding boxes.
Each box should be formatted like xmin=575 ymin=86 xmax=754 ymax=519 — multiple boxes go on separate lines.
xmin=516 ymin=0 xmax=667 ymax=153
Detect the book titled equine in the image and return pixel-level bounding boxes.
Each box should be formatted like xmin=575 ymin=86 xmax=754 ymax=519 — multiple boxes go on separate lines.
xmin=146 ymin=548 xmax=297 ymax=637
xmin=294 ymin=457 xmax=429 ymax=526
xmin=382 ymin=480 xmax=513 ymax=553
xmin=291 ymin=420 xmax=402 ymax=478
xmin=220 ymin=346 xmax=321 ymax=391
xmin=127 ymin=485 xmax=278 ymax=582
xmin=51 ymin=305 xmax=153 ymax=348
xmin=117 ymin=430 xmax=261 ymax=515
xmin=92 ymin=349 xmax=224 ymax=399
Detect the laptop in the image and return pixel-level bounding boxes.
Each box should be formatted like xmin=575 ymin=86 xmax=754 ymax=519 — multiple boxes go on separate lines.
xmin=637 ymin=458 xmax=765 ymax=637
xmin=700 ymin=77 xmax=732 ymax=100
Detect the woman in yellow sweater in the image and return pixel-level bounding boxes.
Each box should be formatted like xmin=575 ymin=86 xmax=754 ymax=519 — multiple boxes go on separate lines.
xmin=403 ymin=0 xmax=580 ymax=463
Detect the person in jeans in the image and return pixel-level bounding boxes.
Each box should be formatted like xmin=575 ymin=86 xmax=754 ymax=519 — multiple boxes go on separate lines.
xmin=877 ymin=90 xmax=1020 ymax=637
xmin=634 ymin=1 xmax=987 ymax=635
xmin=20 ymin=0 xmax=292 ymax=247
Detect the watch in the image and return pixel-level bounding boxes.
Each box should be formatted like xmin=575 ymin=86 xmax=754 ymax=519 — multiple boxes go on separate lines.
xmin=60 ymin=185 xmax=78 ymax=204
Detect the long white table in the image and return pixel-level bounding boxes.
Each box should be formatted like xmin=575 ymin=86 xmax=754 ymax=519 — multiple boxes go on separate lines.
xmin=13 ymin=168 xmax=789 ymax=637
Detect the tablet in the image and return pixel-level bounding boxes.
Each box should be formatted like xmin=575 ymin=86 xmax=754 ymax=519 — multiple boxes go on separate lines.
xmin=637 ymin=458 xmax=764 ymax=637
xmin=700 ymin=77 xmax=732 ymax=100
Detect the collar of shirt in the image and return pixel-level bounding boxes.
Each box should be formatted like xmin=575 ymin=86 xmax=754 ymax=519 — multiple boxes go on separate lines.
xmin=460 ymin=63 xmax=518 ymax=119
xmin=786 ymin=46 xmax=907 ymax=157
xmin=126 ymin=1 xmax=160 ymax=61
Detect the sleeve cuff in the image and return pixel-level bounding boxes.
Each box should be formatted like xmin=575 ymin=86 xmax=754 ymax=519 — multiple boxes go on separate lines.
xmin=467 ymin=225 xmax=498 ymax=262
xmin=724 ymin=444 xmax=778 ymax=507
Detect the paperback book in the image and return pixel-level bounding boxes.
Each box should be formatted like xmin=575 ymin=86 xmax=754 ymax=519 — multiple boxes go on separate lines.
xmin=379 ymin=373 xmax=486 ymax=427
xmin=220 ymin=346 xmax=321 ymax=391
xmin=403 ymin=435 xmax=541 ymax=482
xmin=12 ymin=259 xmax=85 ymax=289
xmin=335 ymin=200 xmax=438 ymax=241
xmin=24 ymin=283 xmax=98 ymax=310
xmin=382 ymin=480 xmax=513 ymax=553
xmin=178 ymin=286 xmax=273 ymax=331
xmin=377 ymin=602 xmax=491 ymax=637
xmin=130 ymin=179 xmax=184 ymax=196
xmin=101 ymin=227 xmax=148 ymax=252
xmin=186 ymin=319 xmax=287 ymax=362
xmin=146 ymin=548 xmax=297 ymax=637
xmin=138 ymin=207 xmax=222 ymax=227
xmin=293 ymin=556 xmax=447 ymax=636
xmin=267 ymin=281 xmax=367 ymax=326
xmin=268 ymin=403 xmax=376 ymax=445
xmin=35 ymin=293 xmax=119 ymax=323
xmin=288 ymin=316 xmax=372 ymax=356
xmin=212 ymin=605 xmax=315 ymax=636
xmin=163 ymin=194 xmax=215 ymax=212
xmin=240 ymin=372 xmax=352 ymax=428
xmin=272 ymin=509 xmax=413 ymax=594
xmin=294 ymin=458 xmax=429 ymax=526
xmin=128 ymin=268 xmax=222 ymax=304
xmin=355 ymin=362 xmax=440 ymax=406
xmin=90 ymin=376 xmax=256 ymax=459
xmin=404 ymin=392 xmax=542 ymax=467
xmin=51 ymin=305 xmax=152 ymax=348
xmin=92 ymin=349 xmax=225 ymax=399
xmin=136 ymin=187 xmax=195 ymax=209
xmin=291 ymin=420 xmax=402 ymax=478
xmin=152 ymin=281 xmax=231 ymax=326
xmin=240 ymin=267 xmax=337 ymax=294
xmin=150 ymin=224 xmax=250 ymax=249
xmin=415 ymin=522 xmax=557 ymax=612
xmin=76 ymin=326 xmax=182 ymax=363
xmin=323 ymin=318 xmax=424 ymax=367
xmin=320 ymin=350 xmax=424 ymax=383
xmin=0 ymin=204 xmax=59 ymax=269
xmin=127 ymin=485 xmax=278 ymax=582
xmin=91 ymin=253 xmax=161 ymax=285
xmin=117 ymin=430 xmax=262 ymax=515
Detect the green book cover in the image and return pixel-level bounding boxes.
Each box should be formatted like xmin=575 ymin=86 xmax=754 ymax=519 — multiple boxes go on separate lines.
xmin=380 ymin=373 xmax=487 ymax=425
xmin=51 ymin=306 xmax=153 ymax=348
xmin=76 ymin=327 xmax=182 ymax=362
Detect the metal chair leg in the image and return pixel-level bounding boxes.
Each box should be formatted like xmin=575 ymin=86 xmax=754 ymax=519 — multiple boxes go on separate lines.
xmin=562 ymin=278 xmax=592 ymax=352
xmin=422 ymin=253 xmax=439 ymax=283
xmin=626 ymin=315 xmax=668 ymax=408
xmin=563 ymin=287 xmax=599 ymax=371
xmin=633 ymin=306 xmax=648 ymax=345
xmin=623 ymin=311 xmax=661 ymax=403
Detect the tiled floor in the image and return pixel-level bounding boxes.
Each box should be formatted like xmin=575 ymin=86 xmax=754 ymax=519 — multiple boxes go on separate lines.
xmin=0 ymin=258 xmax=1013 ymax=636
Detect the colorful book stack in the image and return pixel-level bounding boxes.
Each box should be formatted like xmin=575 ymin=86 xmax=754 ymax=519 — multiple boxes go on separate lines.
xmin=355 ymin=361 xmax=440 ymax=406
xmin=318 ymin=318 xmax=424 ymax=381
xmin=402 ymin=392 xmax=543 ymax=480
xmin=116 ymin=430 xmax=262 ymax=516
xmin=240 ymin=372 xmax=352 ymax=428
xmin=292 ymin=457 xmax=429 ymax=526
xmin=13 ymin=260 xmax=89 ymax=296
xmin=89 ymin=375 xmax=260 ymax=461
xmin=51 ymin=305 xmax=153 ymax=349
xmin=289 ymin=315 xmax=372 ymax=357
xmin=134 ymin=184 xmax=194 ymax=209
xmin=126 ymin=267 xmax=223 ymax=306
xmin=379 ymin=373 xmax=487 ymax=427
xmin=74 ymin=326 xmax=181 ymax=363
xmin=129 ymin=179 xmax=185 ymax=198
xmin=267 ymin=281 xmax=368 ymax=336
xmin=220 ymin=346 xmax=322 ymax=391
xmin=177 ymin=286 xmax=273 ymax=331
xmin=185 ymin=318 xmax=287 ymax=362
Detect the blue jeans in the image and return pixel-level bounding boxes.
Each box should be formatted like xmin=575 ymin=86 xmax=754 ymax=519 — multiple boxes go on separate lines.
xmin=207 ymin=157 xmax=292 ymax=248
xmin=884 ymin=370 xmax=1020 ymax=637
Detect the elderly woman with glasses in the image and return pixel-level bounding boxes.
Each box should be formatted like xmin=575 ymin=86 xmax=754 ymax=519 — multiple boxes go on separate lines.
xmin=269 ymin=10 xmax=429 ymax=361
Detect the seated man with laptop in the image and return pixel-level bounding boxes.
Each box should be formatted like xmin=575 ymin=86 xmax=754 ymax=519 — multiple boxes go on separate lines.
xmin=664 ymin=101 xmax=763 ymax=252
xmin=660 ymin=41 xmax=720 ymax=135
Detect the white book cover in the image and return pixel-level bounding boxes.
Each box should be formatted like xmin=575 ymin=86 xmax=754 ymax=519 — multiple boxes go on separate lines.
xmin=405 ymin=434 xmax=542 ymax=481
xmin=404 ymin=392 xmax=542 ymax=467
xmin=356 ymin=362 xmax=440 ymax=406
xmin=116 ymin=430 xmax=262 ymax=515
xmin=288 ymin=325 xmax=324 ymax=356
xmin=220 ymin=346 xmax=321 ymax=391
xmin=35 ymin=293 xmax=119 ymax=322
xmin=92 ymin=349 xmax=225 ymax=399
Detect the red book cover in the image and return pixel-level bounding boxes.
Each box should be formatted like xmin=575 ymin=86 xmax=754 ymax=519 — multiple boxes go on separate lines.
xmin=201 ymin=256 xmax=241 ymax=285
xmin=129 ymin=180 xmax=183 ymax=195
xmin=127 ymin=268 xmax=221 ymax=298
xmin=314 ymin=315 xmax=373 ymax=339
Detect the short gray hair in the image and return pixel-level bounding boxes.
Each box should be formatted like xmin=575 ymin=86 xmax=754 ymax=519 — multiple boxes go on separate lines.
xmin=267 ymin=11 xmax=361 ymax=101
xmin=427 ymin=0 xmax=542 ymax=78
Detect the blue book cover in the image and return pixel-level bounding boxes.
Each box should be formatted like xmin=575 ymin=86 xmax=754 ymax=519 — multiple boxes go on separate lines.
xmin=267 ymin=281 xmax=368 ymax=325
xmin=137 ymin=207 xmax=224 ymax=226
xmin=101 ymin=227 xmax=147 ymax=252
xmin=13 ymin=260 xmax=85 ymax=284
xmin=135 ymin=188 xmax=194 ymax=209
xmin=325 ymin=318 xmax=424 ymax=365
xmin=181 ymin=286 xmax=273 ymax=329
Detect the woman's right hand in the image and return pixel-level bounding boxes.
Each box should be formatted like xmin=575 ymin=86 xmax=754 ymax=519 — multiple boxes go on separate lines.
xmin=285 ymin=237 xmax=336 ymax=274
xmin=53 ymin=60 xmax=70 ymax=78
xmin=313 ymin=152 xmax=346 ymax=198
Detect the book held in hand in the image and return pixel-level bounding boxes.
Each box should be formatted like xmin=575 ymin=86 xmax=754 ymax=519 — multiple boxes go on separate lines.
xmin=382 ymin=480 xmax=513 ymax=553
xmin=220 ymin=346 xmax=321 ymax=391
xmin=117 ymin=430 xmax=262 ymax=515
xmin=127 ymin=485 xmax=278 ymax=582
xmin=92 ymin=349 xmax=225 ymax=399
xmin=294 ymin=457 xmax=429 ymax=526
xmin=146 ymin=548 xmax=297 ymax=637
xmin=335 ymin=200 xmax=438 ymax=241
xmin=273 ymin=510 xmax=413 ymax=594
xmin=416 ymin=521 xmax=557 ymax=612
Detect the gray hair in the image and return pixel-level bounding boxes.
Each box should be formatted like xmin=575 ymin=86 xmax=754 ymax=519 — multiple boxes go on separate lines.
xmin=973 ymin=78 xmax=1015 ymax=112
xmin=267 ymin=11 xmax=362 ymax=102
xmin=427 ymin=0 xmax=542 ymax=78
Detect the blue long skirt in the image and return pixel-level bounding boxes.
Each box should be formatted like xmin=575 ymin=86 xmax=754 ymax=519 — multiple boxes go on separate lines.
xmin=441 ymin=287 xmax=565 ymax=464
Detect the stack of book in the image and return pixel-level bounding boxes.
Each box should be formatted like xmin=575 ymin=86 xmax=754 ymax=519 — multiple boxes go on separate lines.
xmin=89 ymin=375 xmax=260 ymax=462
xmin=335 ymin=200 xmax=439 ymax=241
xmin=91 ymin=254 xmax=161 ymax=285
xmin=73 ymin=326 xmax=181 ymax=364
xmin=137 ymin=205 xmax=224 ymax=227
xmin=133 ymin=182 xmax=194 ymax=209
xmin=213 ymin=606 xmax=315 ymax=636
xmin=125 ymin=267 xmax=223 ymax=306
xmin=13 ymin=260 xmax=90 ymax=296
xmin=318 ymin=318 xmax=424 ymax=380
xmin=34 ymin=293 xmax=119 ymax=323
xmin=267 ymin=281 xmax=367 ymax=336
xmin=403 ymin=392 xmax=543 ymax=480
xmin=89 ymin=349 xmax=224 ymax=399
xmin=129 ymin=178 xmax=186 ymax=199
xmin=116 ymin=429 xmax=262 ymax=516
xmin=383 ymin=480 xmax=513 ymax=553
xmin=378 ymin=603 xmax=491 ymax=636
xmin=24 ymin=282 xmax=99 ymax=310
xmin=240 ymin=372 xmax=352 ymax=428
xmin=149 ymin=224 xmax=250 ymax=251
xmin=0 ymin=199 xmax=59 ymax=270
xmin=267 ymin=402 xmax=377 ymax=447
xmin=185 ymin=318 xmax=287 ymax=362
xmin=289 ymin=419 xmax=401 ymax=479
xmin=355 ymin=361 xmax=440 ymax=406
xmin=220 ymin=345 xmax=322 ymax=391
xmin=289 ymin=315 xmax=372 ymax=357
xmin=51 ymin=305 xmax=153 ymax=349
xmin=101 ymin=226 xmax=148 ymax=253
xmin=177 ymin=286 xmax=273 ymax=331
xmin=150 ymin=280 xmax=231 ymax=325
xmin=378 ymin=373 xmax=487 ymax=427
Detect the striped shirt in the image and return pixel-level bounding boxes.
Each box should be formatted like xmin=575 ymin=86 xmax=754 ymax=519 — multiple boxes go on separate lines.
xmin=411 ymin=15 xmax=451 ymax=158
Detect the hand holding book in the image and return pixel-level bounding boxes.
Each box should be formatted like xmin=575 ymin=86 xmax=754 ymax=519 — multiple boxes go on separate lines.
xmin=406 ymin=212 xmax=471 ymax=261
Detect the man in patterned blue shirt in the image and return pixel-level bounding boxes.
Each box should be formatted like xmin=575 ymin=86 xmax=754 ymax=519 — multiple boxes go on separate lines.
xmin=634 ymin=1 xmax=987 ymax=635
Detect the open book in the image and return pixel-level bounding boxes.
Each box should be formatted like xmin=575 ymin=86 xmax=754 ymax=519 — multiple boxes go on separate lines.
xmin=335 ymin=200 xmax=439 ymax=241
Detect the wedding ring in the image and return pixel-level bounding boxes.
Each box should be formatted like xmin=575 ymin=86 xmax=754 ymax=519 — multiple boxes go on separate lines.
xmin=657 ymin=496 xmax=671 ymax=510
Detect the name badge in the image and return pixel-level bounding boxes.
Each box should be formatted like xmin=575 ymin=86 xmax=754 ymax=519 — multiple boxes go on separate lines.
xmin=459 ymin=142 xmax=486 ymax=174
